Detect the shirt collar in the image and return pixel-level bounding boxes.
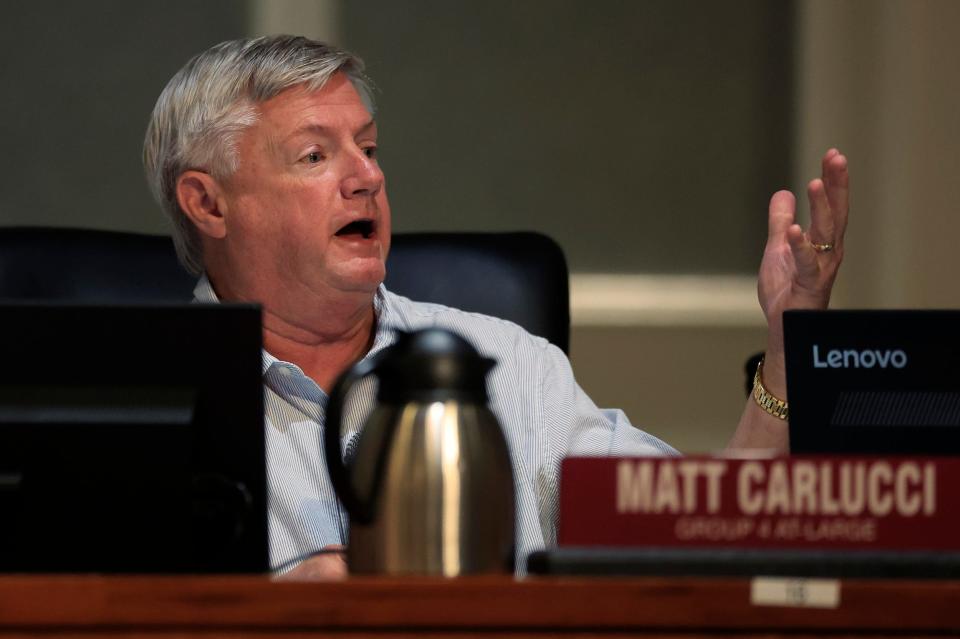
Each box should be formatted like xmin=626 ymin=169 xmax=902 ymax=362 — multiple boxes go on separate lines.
xmin=192 ymin=273 xmax=219 ymax=303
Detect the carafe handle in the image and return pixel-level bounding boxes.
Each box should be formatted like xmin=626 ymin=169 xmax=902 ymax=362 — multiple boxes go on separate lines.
xmin=323 ymin=353 xmax=382 ymax=525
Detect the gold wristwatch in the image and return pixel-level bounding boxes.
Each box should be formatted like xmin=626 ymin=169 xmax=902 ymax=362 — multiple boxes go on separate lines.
xmin=752 ymin=358 xmax=788 ymax=420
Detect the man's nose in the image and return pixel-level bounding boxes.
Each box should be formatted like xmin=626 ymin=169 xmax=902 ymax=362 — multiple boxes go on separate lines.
xmin=341 ymin=150 xmax=383 ymax=198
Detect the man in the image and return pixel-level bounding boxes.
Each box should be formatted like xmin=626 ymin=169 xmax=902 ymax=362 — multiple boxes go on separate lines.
xmin=144 ymin=36 xmax=848 ymax=578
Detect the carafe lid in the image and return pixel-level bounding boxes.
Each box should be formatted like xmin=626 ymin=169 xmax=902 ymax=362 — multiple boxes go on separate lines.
xmin=375 ymin=328 xmax=495 ymax=402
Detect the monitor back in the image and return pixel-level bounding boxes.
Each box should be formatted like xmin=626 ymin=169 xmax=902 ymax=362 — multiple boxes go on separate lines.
xmin=784 ymin=309 xmax=960 ymax=454
xmin=0 ymin=304 xmax=267 ymax=573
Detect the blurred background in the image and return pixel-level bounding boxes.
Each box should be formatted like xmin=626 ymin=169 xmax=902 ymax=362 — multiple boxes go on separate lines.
xmin=1 ymin=0 xmax=958 ymax=451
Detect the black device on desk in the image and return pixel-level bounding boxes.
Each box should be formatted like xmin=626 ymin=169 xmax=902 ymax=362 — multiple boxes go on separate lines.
xmin=0 ymin=304 xmax=267 ymax=573
xmin=784 ymin=309 xmax=960 ymax=454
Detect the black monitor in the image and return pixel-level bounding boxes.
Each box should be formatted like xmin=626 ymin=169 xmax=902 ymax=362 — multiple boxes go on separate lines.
xmin=0 ymin=303 xmax=267 ymax=573
xmin=784 ymin=309 xmax=960 ymax=454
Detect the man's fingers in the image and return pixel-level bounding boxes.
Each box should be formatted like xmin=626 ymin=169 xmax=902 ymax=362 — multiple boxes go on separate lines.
xmin=806 ymin=178 xmax=835 ymax=246
xmin=787 ymin=223 xmax=820 ymax=282
xmin=277 ymin=552 xmax=348 ymax=581
xmin=767 ymin=190 xmax=797 ymax=244
xmin=822 ymin=149 xmax=850 ymax=241
xmin=821 ymin=147 xmax=840 ymax=170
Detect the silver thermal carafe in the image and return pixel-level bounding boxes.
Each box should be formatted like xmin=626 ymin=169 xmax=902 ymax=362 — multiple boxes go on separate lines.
xmin=324 ymin=328 xmax=515 ymax=576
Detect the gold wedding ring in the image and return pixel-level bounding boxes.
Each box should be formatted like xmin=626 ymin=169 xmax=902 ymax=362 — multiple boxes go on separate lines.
xmin=811 ymin=242 xmax=834 ymax=253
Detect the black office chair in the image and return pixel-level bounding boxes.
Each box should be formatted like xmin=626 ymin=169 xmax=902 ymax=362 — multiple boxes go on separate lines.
xmin=0 ymin=227 xmax=570 ymax=353
xmin=384 ymin=232 xmax=568 ymax=353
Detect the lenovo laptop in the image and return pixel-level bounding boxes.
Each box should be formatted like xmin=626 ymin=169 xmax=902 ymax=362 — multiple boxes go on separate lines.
xmin=784 ymin=309 xmax=960 ymax=454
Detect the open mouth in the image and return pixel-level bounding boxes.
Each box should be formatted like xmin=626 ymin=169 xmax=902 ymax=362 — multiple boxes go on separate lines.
xmin=334 ymin=219 xmax=375 ymax=239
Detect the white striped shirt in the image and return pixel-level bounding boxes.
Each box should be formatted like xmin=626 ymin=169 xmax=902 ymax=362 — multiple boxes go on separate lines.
xmin=193 ymin=276 xmax=677 ymax=571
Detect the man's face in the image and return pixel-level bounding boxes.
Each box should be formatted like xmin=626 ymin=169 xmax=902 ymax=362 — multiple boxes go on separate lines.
xmin=216 ymin=72 xmax=390 ymax=301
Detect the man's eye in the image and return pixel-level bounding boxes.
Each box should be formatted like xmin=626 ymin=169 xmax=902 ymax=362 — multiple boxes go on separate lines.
xmin=363 ymin=146 xmax=377 ymax=159
xmin=304 ymin=152 xmax=322 ymax=163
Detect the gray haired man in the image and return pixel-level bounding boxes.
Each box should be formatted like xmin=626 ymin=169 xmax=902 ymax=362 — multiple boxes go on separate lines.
xmin=144 ymin=36 xmax=850 ymax=578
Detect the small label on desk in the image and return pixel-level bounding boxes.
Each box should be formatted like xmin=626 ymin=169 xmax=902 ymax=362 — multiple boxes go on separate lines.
xmin=750 ymin=577 xmax=840 ymax=608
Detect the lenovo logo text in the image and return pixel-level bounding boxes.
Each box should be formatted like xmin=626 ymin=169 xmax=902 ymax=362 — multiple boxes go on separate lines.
xmin=813 ymin=345 xmax=907 ymax=369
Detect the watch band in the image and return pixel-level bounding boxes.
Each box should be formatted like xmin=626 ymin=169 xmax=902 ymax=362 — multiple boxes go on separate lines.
xmin=752 ymin=357 xmax=788 ymax=420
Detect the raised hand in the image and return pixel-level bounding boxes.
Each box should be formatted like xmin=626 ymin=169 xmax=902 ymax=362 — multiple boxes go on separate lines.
xmin=728 ymin=149 xmax=849 ymax=451
xmin=758 ymin=149 xmax=849 ymax=393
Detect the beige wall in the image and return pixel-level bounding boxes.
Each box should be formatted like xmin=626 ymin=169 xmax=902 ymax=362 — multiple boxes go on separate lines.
xmin=797 ymin=0 xmax=960 ymax=309
xmin=573 ymin=0 xmax=960 ymax=452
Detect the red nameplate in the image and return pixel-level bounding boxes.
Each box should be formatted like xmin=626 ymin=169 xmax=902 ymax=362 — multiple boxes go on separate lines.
xmin=559 ymin=456 xmax=960 ymax=551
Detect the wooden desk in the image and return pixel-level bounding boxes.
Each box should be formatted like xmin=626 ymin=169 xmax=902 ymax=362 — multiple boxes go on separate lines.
xmin=0 ymin=575 xmax=958 ymax=637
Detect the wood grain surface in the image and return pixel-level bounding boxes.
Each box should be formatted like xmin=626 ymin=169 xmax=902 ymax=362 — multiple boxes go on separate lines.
xmin=0 ymin=575 xmax=957 ymax=637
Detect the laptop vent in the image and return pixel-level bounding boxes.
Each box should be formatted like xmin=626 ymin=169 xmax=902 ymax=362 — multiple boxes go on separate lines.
xmin=830 ymin=391 xmax=960 ymax=427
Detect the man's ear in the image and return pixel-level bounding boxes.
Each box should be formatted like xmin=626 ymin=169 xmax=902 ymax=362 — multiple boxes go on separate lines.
xmin=175 ymin=170 xmax=229 ymax=239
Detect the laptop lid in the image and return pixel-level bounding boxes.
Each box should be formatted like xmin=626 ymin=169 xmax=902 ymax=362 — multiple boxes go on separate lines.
xmin=784 ymin=309 xmax=960 ymax=454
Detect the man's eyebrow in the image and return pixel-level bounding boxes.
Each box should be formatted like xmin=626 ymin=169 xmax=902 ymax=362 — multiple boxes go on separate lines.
xmin=284 ymin=119 xmax=377 ymax=143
